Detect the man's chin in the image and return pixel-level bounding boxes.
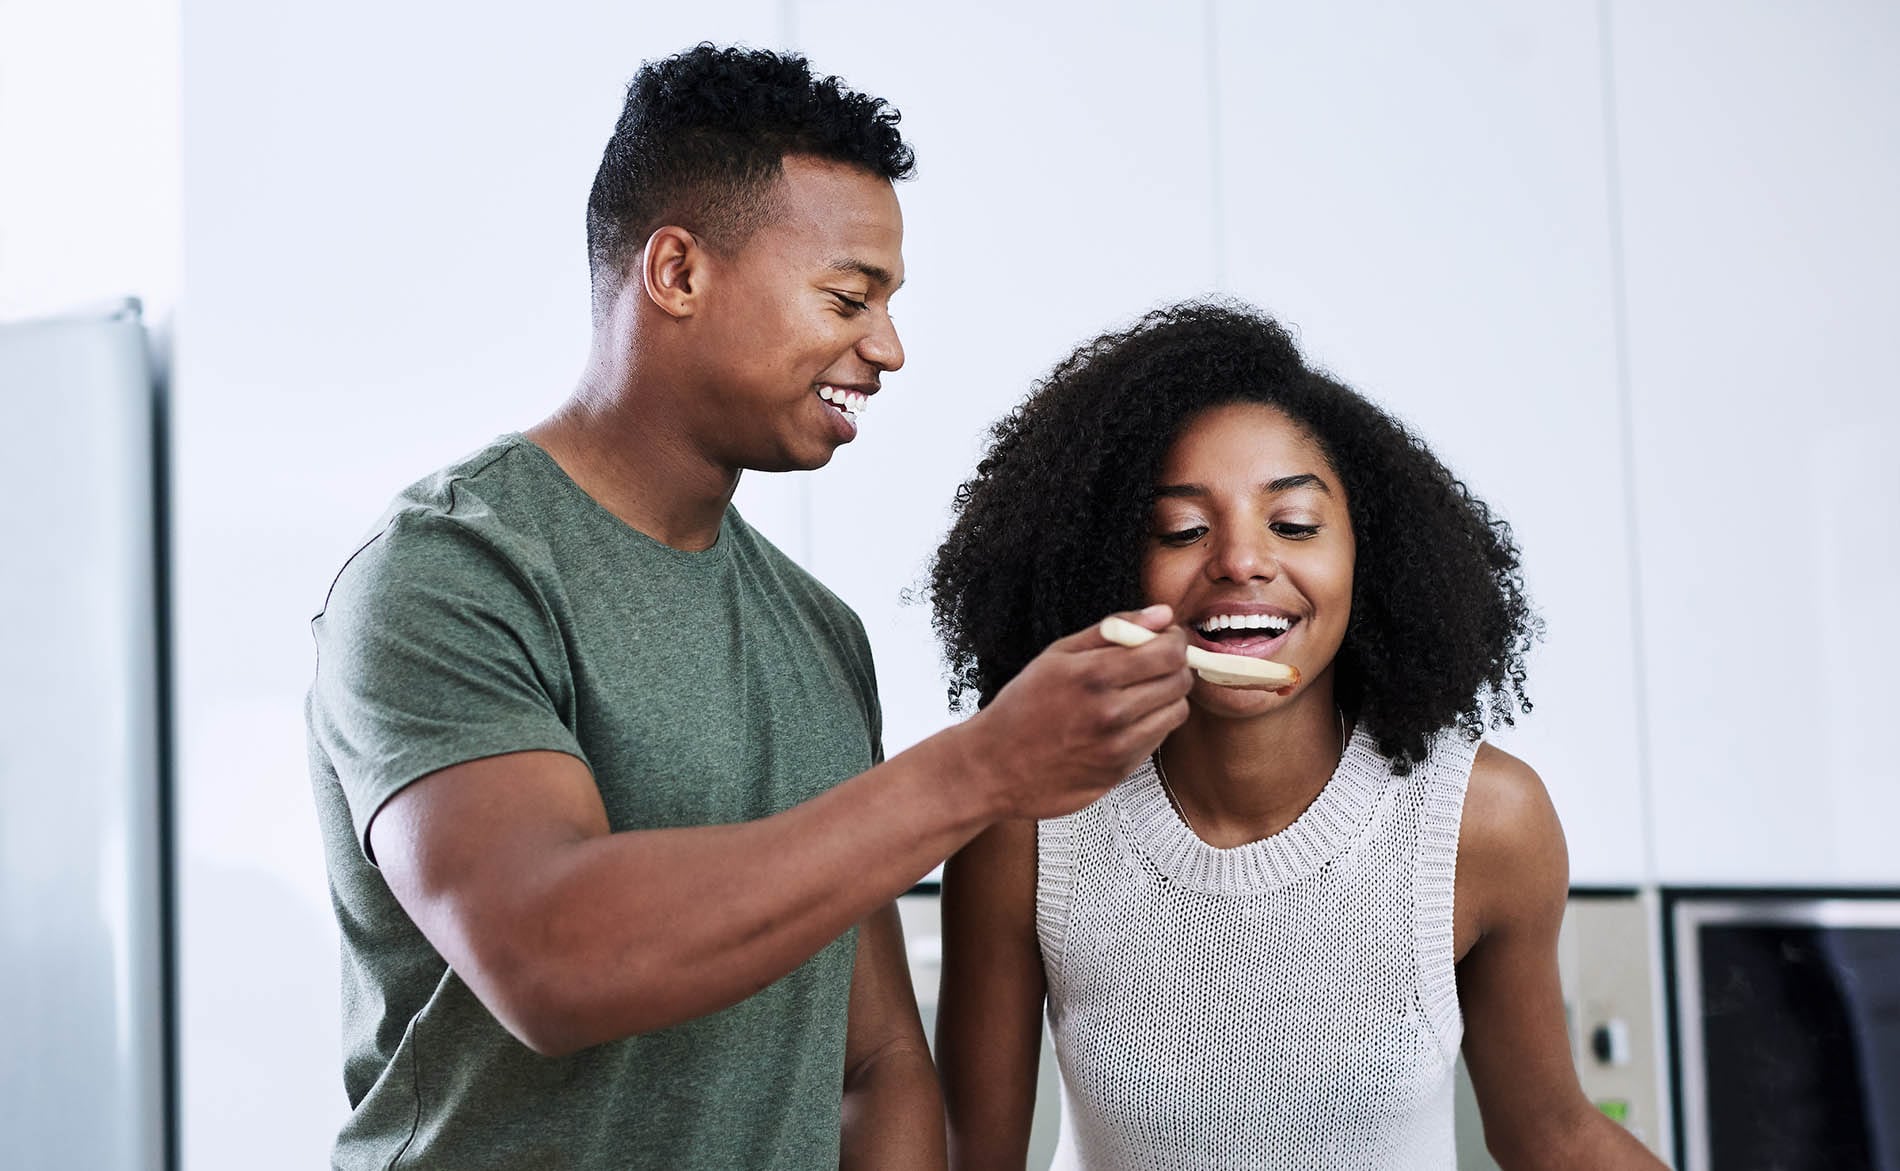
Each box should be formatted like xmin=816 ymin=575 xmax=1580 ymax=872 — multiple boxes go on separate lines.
xmin=747 ymin=444 xmax=839 ymax=475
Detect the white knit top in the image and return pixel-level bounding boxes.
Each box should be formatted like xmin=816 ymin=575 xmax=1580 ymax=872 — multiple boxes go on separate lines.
xmin=1036 ymin=725 xmax=1478 ymax=1170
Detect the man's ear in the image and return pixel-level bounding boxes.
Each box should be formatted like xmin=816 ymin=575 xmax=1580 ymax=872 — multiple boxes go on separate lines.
xmin=641 ymin=225 xmax=704 ymax=319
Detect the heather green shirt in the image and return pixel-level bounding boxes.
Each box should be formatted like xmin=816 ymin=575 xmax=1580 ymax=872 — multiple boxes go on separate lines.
xmin=306 ymin=435 xmax=880 ymax=1170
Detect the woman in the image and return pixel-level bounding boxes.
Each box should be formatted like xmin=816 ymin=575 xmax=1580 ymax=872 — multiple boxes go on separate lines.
xmin=928 ymin=302 xmax=1663 ymax=1169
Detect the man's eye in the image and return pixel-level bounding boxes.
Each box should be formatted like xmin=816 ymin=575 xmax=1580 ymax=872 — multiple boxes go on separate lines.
xmin=834 ymin=293 xmax=870 ymax=314
xmin=1158 ymin=526 xmax=1207 ymax=546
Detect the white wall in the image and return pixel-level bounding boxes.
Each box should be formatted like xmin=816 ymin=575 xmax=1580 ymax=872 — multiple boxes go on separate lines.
xmin=0 ymin=0 xmax=180 ymax=319
xmin=102 ymin=0 xmax=1900 ymax=1164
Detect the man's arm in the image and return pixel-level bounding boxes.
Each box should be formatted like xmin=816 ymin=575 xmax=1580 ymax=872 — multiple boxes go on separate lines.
xmin=839 ymin=901 xmax=943 ymax=1170
xmin=367 ymin=608 xmax=1192 ymax=1056
xmin=1457 ymin=745 xmax=1666 ymax=1170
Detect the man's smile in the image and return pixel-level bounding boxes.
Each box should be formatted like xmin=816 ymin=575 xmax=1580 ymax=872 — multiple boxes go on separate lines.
xmin=815 ymin=383 xmax=870 ymax=423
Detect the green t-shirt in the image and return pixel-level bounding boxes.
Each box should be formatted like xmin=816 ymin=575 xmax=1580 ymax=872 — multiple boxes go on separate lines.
xmin=306 ymin=435 xmax=881 ymax=1170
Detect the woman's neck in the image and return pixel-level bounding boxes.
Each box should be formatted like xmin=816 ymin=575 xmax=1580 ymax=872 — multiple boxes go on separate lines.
xmin=1157 ymin=689 xmax=1352 ymax=848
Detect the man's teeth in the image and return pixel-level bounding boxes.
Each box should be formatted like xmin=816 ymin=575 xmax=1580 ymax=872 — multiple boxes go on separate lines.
xmin=1197 ymin=614 xmax=1293 ymax=635
xmin=817 ymin=385 xmax=868 ymax=420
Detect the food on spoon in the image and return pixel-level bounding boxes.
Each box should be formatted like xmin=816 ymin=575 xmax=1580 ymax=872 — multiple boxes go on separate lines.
xmin=1097 ymin=616 xmax=1300 ymax=691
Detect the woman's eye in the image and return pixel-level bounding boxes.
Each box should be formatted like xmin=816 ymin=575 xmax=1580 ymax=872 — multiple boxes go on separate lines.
xmin=1158 ymin=526 xmax=1208 ymax=546
xmin=1272 ymin=523 xmax=1321 ymax=539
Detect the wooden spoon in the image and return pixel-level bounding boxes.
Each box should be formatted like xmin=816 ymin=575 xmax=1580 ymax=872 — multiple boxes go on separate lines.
xmin=1099 ymin=615 xmax=1300 ymax=691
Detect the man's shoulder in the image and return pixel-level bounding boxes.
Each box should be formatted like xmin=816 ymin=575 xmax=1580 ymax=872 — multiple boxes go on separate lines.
xmin=385 ymin=433 xmax=547 ymax=535
xmin=320 ymin=436 xmax=554 ymax=614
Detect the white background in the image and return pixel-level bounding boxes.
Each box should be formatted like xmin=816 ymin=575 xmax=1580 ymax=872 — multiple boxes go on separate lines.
xmin=3 ymin=0 xmax=1897 ymax=1164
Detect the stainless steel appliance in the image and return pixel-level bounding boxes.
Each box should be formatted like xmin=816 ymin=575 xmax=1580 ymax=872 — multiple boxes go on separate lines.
xmin=0 ymin=300 xmax=170 ymax=1170
xmin=1668 ymin=891 xmax=1900 ymax=1171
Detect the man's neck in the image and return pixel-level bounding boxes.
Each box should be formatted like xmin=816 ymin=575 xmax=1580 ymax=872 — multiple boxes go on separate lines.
xmin=525 ymin=365 xmax=738 ymax=552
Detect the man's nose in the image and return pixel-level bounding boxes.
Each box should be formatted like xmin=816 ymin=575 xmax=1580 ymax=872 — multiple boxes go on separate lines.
xmin=861 ymin=311 xmax=905 ymax=373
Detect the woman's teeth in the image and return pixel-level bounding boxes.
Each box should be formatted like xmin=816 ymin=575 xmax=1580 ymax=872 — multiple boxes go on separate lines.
xmin=817 ymin=385 xmax=867 ymax=421
xmin=1197 ymin=614 xmax=1293 ymax=636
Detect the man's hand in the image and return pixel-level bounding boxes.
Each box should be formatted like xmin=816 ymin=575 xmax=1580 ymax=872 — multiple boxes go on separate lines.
xmin=957 ymin=603 xmax=1192 ymax=821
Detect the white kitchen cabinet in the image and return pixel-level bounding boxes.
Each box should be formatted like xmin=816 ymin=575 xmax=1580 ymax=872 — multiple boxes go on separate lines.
xmin=1610 ymin=1 xmax=1900 ymax=883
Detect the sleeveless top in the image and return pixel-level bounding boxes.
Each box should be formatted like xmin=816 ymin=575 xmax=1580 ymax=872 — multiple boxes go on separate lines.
xmin=1035 ymin=725 xmax=1479 ymax=1170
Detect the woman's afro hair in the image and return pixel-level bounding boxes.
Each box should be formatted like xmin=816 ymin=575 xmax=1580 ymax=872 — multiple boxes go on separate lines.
xmin=927 ymin=300 xmax=1541 ymax=773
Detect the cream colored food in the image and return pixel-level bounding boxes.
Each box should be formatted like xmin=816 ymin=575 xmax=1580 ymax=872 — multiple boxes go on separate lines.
xmin=1097 ymin=616 xmax=1300 ymax=690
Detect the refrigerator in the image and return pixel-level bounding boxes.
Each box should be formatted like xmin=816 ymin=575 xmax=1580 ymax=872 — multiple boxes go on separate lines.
xmin=0 ymin=300 xmax=171 ymax=1169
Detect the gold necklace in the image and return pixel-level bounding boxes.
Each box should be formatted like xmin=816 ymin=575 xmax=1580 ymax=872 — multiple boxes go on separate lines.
xmin=1156 ymin=708 xmax=1350 ymax=840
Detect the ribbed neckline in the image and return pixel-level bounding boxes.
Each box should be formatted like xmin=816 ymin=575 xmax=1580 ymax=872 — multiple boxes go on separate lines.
xmin=1118 ymin=723 xmax=1386 ymax=894
xmin=502 ymin=432 xmax=734 ymax=569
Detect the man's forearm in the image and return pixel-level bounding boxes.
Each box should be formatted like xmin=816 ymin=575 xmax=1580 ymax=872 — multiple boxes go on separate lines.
xmin=509 ymin=726 xmax=996 ymax=1053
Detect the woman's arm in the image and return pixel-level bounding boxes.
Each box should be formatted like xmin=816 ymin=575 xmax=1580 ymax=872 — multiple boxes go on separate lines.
xmin=1457 ymin=744 xmax=1666 ymax=1171
xmin=938 ymin=818 xmax=1046 ymax=1170
xmin=841 ymin=901 xmax=945 ymax=1170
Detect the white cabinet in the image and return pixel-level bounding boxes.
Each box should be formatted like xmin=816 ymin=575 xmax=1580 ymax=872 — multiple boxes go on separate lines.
xmin=1610 ymin=2 xmax=1900 ymax=883
xmin=1214 ymin=1 xmax=1648 ymax=882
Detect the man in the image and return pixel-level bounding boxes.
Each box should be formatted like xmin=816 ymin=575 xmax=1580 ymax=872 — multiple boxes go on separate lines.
xmin=307 ymin=44 xmax=1192 ymax=1169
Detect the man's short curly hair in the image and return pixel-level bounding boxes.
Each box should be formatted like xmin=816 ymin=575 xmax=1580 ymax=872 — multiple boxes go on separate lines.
xmin=586 ymin=43 xmax=915 ymax=313
xmin=928 ymin=300 xmax=1541 ymax=774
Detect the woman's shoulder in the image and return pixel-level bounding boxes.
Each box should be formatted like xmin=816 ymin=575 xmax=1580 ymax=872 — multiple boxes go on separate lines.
xmin=1456 ymin=742 xmax=1569 ymax=944
xmin=1464 ymin=743 xmax=1553 ymax=833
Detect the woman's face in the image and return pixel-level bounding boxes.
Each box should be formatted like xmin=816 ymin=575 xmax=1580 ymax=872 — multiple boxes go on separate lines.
xmin=1139 ymin=402 xmax=1356 ymax=717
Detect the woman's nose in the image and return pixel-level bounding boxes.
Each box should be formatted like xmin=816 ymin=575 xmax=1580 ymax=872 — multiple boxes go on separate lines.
xmin=1208 ymin=531 xmax=1278 ymax=583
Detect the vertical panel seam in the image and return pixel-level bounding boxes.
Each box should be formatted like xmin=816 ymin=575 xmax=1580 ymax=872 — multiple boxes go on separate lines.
xmin=1205 ymin=0 xmax=1226 ymax=292
xmin=1597 ymin=0 xmax=1660 ymax=884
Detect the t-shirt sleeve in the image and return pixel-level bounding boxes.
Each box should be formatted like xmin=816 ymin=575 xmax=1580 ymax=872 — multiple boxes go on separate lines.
xmin=309 ymin=510 xmax=585 ymax=859
xmin=847 ymin=610 xmax=885 ymax=767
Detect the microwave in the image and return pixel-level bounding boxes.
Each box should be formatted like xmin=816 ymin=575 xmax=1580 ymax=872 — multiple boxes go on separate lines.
xmin=1666 ymin=889 xmax=1900 ymax=1171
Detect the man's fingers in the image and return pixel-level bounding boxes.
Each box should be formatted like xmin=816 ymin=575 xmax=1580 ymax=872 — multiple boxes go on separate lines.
xmin=1109 ymin=668 xmax=1196 ymax=724
xmin=1057 ymin=605 xmax=1175 ymax=652
xmin=1086 ymin=624 xmax=1190 ymax=687
xmin=1117 ymin=695 xmax=1192 ymax=755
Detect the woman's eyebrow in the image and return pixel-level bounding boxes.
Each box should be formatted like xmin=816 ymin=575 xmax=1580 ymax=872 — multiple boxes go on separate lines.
xmin=1152 ymin=483 xmax=1206 ymax=500
xmin=1265 ymin=473 xmax=1332 ymax=494
xmin=1152 ymin=473 xmax=1332 ymax=499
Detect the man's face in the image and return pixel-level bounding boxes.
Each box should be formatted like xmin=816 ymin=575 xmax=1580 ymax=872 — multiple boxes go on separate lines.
xmin=689 ymin=156 xmax=906 ymax=472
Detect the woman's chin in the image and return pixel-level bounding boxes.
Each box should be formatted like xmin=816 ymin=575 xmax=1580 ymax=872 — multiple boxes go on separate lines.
xmin=1189 ymin=679 xmax=1289 ymax=720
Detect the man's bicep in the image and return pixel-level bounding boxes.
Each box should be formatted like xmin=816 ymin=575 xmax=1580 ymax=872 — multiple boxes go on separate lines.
xmin=368 ymin=749 xmax=606 ymax=910
xmin=364 ymin=749 xmax=611 ymax=1054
